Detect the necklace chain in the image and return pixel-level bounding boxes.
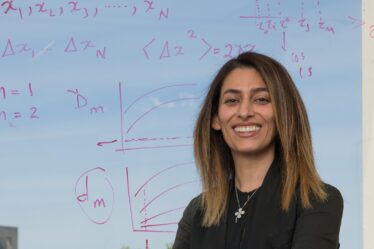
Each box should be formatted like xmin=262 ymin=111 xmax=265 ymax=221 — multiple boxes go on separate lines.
xmin=234 ymin=185 xmax=259 ymax=223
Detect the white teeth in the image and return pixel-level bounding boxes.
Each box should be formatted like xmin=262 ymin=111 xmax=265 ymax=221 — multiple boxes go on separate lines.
xmin=234 ymin=125 xmax=260 ymax=132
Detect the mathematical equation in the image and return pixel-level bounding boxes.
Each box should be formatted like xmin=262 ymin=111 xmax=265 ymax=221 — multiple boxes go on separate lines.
xmin=0 ymin=83 xmax=39 ymax=126
xmin=142 ymin=32 xmax=256 ymax=61
xmin=75 ymin=167 xmax=115 ymax=225
xmin=0 ymin=37 xmax=106 ymax=60
xmin=104 ymin=1 xmax=169 ymax=21
xmin=142 ymin=29 xmax=314 ymax=79
xmin=1 ymin=0 xmax=98 ymax=19
xmin=0 ymin=0 xmax=169 ymax=21
xmin=0 ymin=81 xmax=104 ymax=127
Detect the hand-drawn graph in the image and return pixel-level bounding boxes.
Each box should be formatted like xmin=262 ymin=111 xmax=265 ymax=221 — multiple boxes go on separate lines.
xmin=75 ymin=81 xmax=201 ymax=232
xmin=97 ymin=82 xmax=200 ymax=152
xmin=125 ymin=162 xmax=199 ymax=233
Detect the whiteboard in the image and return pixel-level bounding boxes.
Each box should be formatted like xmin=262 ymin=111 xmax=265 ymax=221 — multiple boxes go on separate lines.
xmin=0 ymin=0 xmax=362 ymax=248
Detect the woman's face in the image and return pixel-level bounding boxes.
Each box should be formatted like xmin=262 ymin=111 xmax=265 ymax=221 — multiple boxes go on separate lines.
xmin=212 ymin=67 xmax=277 ymax=157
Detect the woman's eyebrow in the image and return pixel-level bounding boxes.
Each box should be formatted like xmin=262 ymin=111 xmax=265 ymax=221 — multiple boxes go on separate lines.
xmin=251 ymin=87 xmax=269 ymax=94
xmin=222 ymin=87 xmax=268 ymax=96
xmin=222 ymin=88 xmax=242 ymax=95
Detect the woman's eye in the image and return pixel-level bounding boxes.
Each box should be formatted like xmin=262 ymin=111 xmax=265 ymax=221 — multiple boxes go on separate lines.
xmin=255 ymin=97 xmax=270 ymax=104
xmin=224 ymin=98 xmax=239 ymax=104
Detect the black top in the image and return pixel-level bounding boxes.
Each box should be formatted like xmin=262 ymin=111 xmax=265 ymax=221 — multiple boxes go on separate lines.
xmin=225 ymin=186 xmax=258 ymax=249
xmin=172 ymin=157 xmax=344 ymax=249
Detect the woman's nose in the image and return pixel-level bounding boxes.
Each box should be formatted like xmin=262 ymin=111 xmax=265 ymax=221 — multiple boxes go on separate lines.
xmin=238 ymin=101 xmax=254 ymax=119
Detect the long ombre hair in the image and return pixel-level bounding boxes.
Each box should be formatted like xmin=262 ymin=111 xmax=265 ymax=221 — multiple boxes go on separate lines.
xmin=194 ymin=52 xmax=327 ymax=227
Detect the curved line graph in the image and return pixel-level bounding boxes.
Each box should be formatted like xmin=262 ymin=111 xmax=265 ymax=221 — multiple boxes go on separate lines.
xmin=116 ymin=82 xmax=200 ymax=152
xmin=125 ymin=166 xmax=199 ymax=233
xmin=135 ymin=161 xmax=194 ymax=197
xmin=124 ymin=83 xmax=197 ymax=114
xmin=139 ymin=180 xmax=199 ymax=214
xmin=139 ymin=206 xmax=186 ymax=224
xmin=126 ymin=97 xmax=200 ymax=134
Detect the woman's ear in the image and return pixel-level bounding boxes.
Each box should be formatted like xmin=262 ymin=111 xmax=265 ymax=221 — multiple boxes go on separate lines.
xmin=211 ymin=115 xmax=222 ymax=130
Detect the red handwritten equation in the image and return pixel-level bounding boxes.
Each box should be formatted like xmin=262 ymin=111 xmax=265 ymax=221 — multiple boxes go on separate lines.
xmin=0 ymin=37 xmax=106 ymax=60
xmin=142 ymin=29 xmax=313 ymax=79
xmin=142 ymin=29 xmax=257 ymax=61
xmin=0 ymin=82 xmax=39 ymax=127
xmin=0 ymin=0 xmax=170 ymax=21
xmin=1 ymin=0 xmax=98 ymax=19
xmin=75 ymin=167 xmax=115 ymax=224
xmin=66 ymin=88 xmax=105 ymax=115
xmin=104 ymin=0 xmax=170 ymax=21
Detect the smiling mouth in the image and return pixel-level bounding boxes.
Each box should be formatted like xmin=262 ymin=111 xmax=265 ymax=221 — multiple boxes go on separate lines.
xmin=233 ymin=125 xmax=261 ymax=133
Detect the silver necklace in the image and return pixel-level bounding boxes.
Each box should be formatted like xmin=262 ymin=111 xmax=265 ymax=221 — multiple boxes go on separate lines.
xmin=234 ymin=185 xmax=259 ymax=223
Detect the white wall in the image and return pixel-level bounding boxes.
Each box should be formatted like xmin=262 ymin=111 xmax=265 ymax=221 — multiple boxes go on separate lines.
xmin=363 ymin=1 xmax=374 ymax=249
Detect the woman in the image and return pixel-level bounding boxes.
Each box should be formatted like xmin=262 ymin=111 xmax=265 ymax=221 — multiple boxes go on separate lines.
xmin=173 ymin=52 xmax=343 ymax=249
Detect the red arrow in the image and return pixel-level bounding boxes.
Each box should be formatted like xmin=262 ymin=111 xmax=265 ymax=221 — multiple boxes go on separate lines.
xmin=97 ymin=139 xmax=118 ymax=147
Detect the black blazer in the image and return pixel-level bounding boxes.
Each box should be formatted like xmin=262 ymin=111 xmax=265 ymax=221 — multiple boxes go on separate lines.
xmin=173 ymin=159 xmax=343 ymax=249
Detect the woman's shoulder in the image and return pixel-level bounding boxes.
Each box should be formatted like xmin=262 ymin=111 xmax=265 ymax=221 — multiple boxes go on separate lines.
xmin=291 ymin=183 xmax=344 ymax=248
xmin=324 ymin=183 xmax=343 ymax=200
xmin=173 ymin=194 xmax=203 ymax=249
xmin=320 ymin=183 xmax=343 ymax=209
xmin=325 ymin=183 xmax=343 ymax=210
xmin=183 ymin=194 xmax=203 ymax=216
xmin=297 ymin=182 xmax=343 ymax=215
